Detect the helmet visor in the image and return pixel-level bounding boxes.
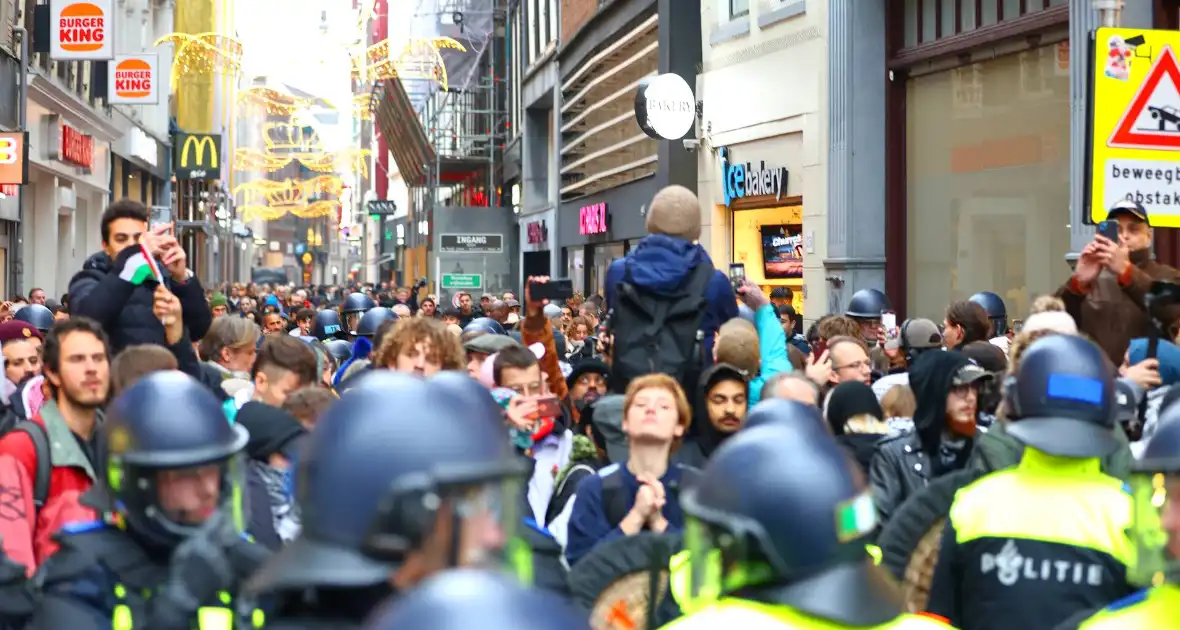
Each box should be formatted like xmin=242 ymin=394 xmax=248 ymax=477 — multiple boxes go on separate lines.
xmin=438 ymin=475 xmax=532 ymax=584
xmin=1129 ymin=471 xmax=1180 ymax=586
xmin=113 ymin=452 xmax=249 ymax=541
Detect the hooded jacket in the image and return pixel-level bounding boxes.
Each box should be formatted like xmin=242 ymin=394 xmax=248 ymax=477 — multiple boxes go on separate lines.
xmin=604 ymin=235 xmax=738 ymax=366
xmin=868 ymin=352 xmax=972 ymax=524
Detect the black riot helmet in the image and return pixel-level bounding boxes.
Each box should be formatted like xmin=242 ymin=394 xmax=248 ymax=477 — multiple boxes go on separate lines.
xmin=363 ymin=570 xmax=591 ymax=630
xmin=324 ymin=338 xmax=352 ymax=363
xmin=845 ymin=289 xmax=890 ymax=320
xmin=969 ymin=291 xmax=1009 ymax=336
xmin=1005 ymin=335 xmax=1120 ymax=458
xmin=341 ymin=292 xmax=376 ymax=316
xmin=14 ymin=304 xmax=54 ymax=333
xmin=680 ymin=417 xmax=900 ymax=627
xmin=312 ymin=309 xmax=347 ymax=341
xmin=97 ymin=372 xmax=250 ymax=549
xmin=246 ymin=371 xmax=530 ymax=595
xmin=462 ymin=317 xmax=507 ymax=338
xmin=357 ymin=307 xmax=397 ymax=338
xmin=744 ymin=398 xmax=823 ymax=431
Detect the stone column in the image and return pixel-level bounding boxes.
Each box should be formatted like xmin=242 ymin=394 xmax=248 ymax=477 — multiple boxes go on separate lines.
xmin=826 ymin=0 xmax=888 ymax=313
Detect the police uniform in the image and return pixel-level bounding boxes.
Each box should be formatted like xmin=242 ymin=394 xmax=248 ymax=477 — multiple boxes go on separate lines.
xmin=247 ymin=371 xmax=531 ymax=629
xmin=1060 ymin=392 xmax=1180 ymax=630
xmin=660 ymin=400 xmax=954 ymax=630
xmin=30 ymin=372 xmax=268 ymax=630
xmin=926 ymin=335 xmax=1134 ymax=630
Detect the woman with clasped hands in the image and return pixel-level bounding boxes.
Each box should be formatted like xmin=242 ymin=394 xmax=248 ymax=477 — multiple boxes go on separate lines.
xmin=563 ymin=373 xmax=693 ymax=567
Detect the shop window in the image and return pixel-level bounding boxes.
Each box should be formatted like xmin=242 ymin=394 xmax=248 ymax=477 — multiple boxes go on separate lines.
xmin=730 ymin=206 xmax=805 ymax=312
xmin=729 ymin=0 xmax=749 ymax=19
xmin=905 ymin=44 xmax=1069 ymax=320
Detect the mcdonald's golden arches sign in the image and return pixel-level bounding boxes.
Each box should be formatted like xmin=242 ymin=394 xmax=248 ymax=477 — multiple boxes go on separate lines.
xmin=173 ymin=133 xmax=221 ymax=180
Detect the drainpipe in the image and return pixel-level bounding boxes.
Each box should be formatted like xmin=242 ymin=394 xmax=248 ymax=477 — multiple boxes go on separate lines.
xmin=1093 ymin=0 xmax=1124 ymax=28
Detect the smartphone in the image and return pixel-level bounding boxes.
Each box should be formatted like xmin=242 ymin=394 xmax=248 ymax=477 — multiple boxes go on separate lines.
xmin=881 ymin=310 xmax=899 ymax=344
xmin=528 ymin=279 xmax=573 ymax=301
xmin=728 ymin=263 xmax=746 ymax=290
xmin=811 ymin=337 xmax=828 ymax=360
xmin=535 ymin=395 xmax=562 ymax=418
xmin=1012 ymin=319 xmax=1024 ymax=334
xmin=1097 ymin=219 xmax=1120 ymax=243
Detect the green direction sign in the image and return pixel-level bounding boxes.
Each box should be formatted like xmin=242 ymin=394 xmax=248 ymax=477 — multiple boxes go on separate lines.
xmin=442 ymin=273 xmax=482 ymax=289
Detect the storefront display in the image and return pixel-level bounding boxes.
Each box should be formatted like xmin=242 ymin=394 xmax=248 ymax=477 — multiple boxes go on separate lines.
xmin=519 ymin=204 xmax=555 ymax=279
xmin=557 ymin=178 xmax=655 ymax=299
xmin=112 ymin=126 xmax=167 ymax=205
xmin=732 ymin=205 xmax=804 ymax=313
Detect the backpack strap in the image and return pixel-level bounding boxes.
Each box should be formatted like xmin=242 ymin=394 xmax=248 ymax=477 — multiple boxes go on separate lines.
xmin=12 ymin=421 xmax=50 ymax=509
xmin=682 ymin=260 xmax=716 ymax=300
xmin=601 ymin=469 xmax=631 ymax=528
xmin=545 ymin=464 xmax=596 ymax=526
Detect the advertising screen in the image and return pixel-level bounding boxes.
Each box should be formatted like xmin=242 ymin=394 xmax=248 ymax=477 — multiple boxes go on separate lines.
xmin=760 ymin=224 xmax=803 ymax=279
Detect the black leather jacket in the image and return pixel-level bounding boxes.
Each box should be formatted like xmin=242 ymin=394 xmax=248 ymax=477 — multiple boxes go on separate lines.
xmin=868 ymin=430 xmax=931 ymax=526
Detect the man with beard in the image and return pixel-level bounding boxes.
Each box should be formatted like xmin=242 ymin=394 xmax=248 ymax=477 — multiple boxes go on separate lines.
xmin=675 ymin=364 xmax=749 ymax=467
xmin=868 ymin=352 xmax=989 ymax=525
xmin=0 ymin=318 xmax=110 ymax=572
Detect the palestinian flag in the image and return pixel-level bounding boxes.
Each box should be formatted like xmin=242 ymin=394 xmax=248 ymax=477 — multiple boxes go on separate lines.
xmin=119 ymin=244 xmax=165 ymax=286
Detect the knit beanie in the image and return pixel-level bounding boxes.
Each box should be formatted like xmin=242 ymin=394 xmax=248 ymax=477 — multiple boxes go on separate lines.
xmin=210 ymin=292 xmax=228 ymax=308
xmin=645 ymin=185 xmax=702 ymax=242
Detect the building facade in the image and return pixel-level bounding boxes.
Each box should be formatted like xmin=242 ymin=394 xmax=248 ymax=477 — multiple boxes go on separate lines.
xmin=696 ymin=0 xmax=821 ymax=320
xmin=0 ymin=0 xmax=24 ymax=298
xmin=827 ymin=0 xmax=1157 ymax=322
xmin=554 ymin=0 xmax=700 ymax=299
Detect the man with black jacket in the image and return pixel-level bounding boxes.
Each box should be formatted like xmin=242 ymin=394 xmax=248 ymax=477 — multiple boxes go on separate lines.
xmin=67 ymin=200 xmax=212 ymax=355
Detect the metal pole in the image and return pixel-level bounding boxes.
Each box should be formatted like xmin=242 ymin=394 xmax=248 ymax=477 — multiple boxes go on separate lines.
xmin=1093 ymin=0 xmax=1124 ymax=27
xmin=11 ymin=26 xmax=27 ymax=298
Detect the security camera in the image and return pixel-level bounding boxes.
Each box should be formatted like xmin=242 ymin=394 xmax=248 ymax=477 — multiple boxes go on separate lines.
xmin=682 ymin=138 xmax=700 ymax=152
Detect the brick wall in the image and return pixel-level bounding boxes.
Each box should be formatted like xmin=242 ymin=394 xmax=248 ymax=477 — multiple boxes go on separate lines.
xmin=561 ymin=0 xmax=596 ymax=43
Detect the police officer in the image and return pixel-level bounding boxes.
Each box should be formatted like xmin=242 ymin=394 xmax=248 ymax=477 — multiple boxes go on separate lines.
xmin=926 ymin=335 xmax=1135 ymax=630
xmin=845 ymin=288 xmax=890 ymax=346
xmin=662 ymin=405 xmax=949 ymax=629
xmin=245 ymin=371 xmax=530 ymax=628
xmin=341 ymin=292 xmax=377 ymax=335
xmin=968 ymin=291 xmax=1008 ymax=336
xmin=323 ymin=338 xmax=352 ymax=364
xmin=14 ymin=303 xmax=54 ymax=334
xmin=31 ymin=371 xmax=269 ymax=629
xmin=1060 ymin=407 xmax=1180 ymax=628
xmin=356 ymin=307 xmax=396 ymax=340
xmin=363 ymin=570 xmax=589 ymax=630
xmin=312 ymin=309 xmax=348 ymax=342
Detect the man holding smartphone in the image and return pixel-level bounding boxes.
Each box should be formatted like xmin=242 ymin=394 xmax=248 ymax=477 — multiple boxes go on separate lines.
xmin=1058 ymin=199 xmax=1180 ymax=364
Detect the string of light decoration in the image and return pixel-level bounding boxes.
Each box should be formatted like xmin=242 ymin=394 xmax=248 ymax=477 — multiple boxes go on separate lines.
xmin=154 ymin=32 xmax=244 ymax=88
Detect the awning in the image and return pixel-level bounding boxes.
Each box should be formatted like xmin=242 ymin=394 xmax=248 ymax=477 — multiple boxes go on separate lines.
xmin=373 ymin=78 xmax=435 ymax=187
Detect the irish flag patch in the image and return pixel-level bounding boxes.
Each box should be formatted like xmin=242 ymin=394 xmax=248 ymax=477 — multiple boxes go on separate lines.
xmin=119 ymin=244 xmax=165 ymax=286
xmin=835 ymin=491 xmax=878 ymax=542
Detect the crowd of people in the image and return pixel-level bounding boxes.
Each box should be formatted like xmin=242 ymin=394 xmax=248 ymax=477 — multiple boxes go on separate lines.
xmin=0 ymin=191 xmax=1168 ymax=628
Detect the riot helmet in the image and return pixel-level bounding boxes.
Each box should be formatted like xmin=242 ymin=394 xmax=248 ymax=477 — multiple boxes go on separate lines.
xmin=462 ymin=317 xmax=507 ymax=338
xmin=363 ymin=570 xmax=590 ymax=630
xmin=96 ymin=371 xmax=250 ymax=549
xmin=312 ymin=309 xmax=348 ymax=341
xmin=744 ymin=398 xmax=825 ymax=431
xmin=324 ymin=338 xmax=353 ymax=364
xmin=14 ymin=304 xmax=54 ymax=333
xmin=341 ymin=292 xmax=377 ymax=335
xmin=680 ymin=418 xmax=901 ymax=627
xmin=246 ymin=371 xmax=530 ymax=595
xmin=357 ymin=307 xmax=397 ymax=338
xmin=969 ymin=291 xmax=1009 ymax=336
xmin=845 ymin=289 xmax=890 ymax=320
xmin=1005 ymin=335 xmax=1119 ymax=458
xmin=1128 ymin=405 xmax=1180 ymax=586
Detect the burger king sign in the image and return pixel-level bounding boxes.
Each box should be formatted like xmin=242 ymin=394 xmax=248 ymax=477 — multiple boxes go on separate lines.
xmin=108 ymin=54 xmax=159 ymax=104
xmin=50 ymin=0 xmax=114 ymax=61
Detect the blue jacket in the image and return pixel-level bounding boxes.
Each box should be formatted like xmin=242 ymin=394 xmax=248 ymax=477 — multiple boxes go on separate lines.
xmin=605 ymin=235 xmax=738 ymax=366
xmin=749 ymin=304 xmax=792 ymax=405
xmin=564 ymin=463 xmax=686 ymax=567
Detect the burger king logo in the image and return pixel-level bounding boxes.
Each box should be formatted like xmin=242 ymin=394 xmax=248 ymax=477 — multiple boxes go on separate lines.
xmin=57 ymin=2 xmax=106 ymax=53
xmin=114 ymin=58 xmax=152 ymax=99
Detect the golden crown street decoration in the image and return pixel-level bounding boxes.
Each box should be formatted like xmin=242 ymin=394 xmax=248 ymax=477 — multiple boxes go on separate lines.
xmin=350 ymin=37 xmax=465 ymax=91
xmin=234 ymin=177 xmax=345 ymax=222
xmin=155 ymin=32 xmax=244 ymax=87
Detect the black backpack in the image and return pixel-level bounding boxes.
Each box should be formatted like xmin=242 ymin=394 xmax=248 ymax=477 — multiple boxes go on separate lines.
xmin=608 ymin=261 xmax=714 ymax=394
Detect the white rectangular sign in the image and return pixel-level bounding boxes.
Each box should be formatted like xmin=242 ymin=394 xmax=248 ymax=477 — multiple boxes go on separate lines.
xmin=108 ymin=54 xmax=159 ymax=104
xmin=1102 ymin=157 xmax=1180 ymax=221
xmin=50 ymin=0 xmax=114 ymax=61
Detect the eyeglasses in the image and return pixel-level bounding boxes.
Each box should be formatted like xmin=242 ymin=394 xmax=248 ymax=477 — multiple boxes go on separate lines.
xmin=834 ymin=360 xmax=872 ymax=372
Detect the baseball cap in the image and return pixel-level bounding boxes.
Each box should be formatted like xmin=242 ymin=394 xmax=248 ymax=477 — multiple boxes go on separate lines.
xmin=1108 ymin=199 xmax=1148 ymax=222
xmin=700 ymin=363 xmax=749 ymax=391
xmin=951 ymin=362 xmax=991 ymax=387
xmin=900 ymin=318 xmax=942 ymax=350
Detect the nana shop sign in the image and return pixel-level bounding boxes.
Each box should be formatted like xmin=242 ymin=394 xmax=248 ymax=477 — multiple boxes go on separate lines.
xmin=579 ymin=203 xmax=609 ymax=236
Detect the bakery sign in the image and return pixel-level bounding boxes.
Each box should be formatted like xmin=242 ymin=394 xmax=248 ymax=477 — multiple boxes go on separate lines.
xmin=579 ymin=202 xmax=609 ymax=236
xmin=49 ymin=116 xmax=94 ymax=170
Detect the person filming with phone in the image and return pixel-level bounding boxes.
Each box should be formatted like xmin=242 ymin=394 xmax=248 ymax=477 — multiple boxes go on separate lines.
xmin=1058 ymin=199 xmax=1180 ymax=365
xmin=67 ymin=200 xmax=213 ymax=356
